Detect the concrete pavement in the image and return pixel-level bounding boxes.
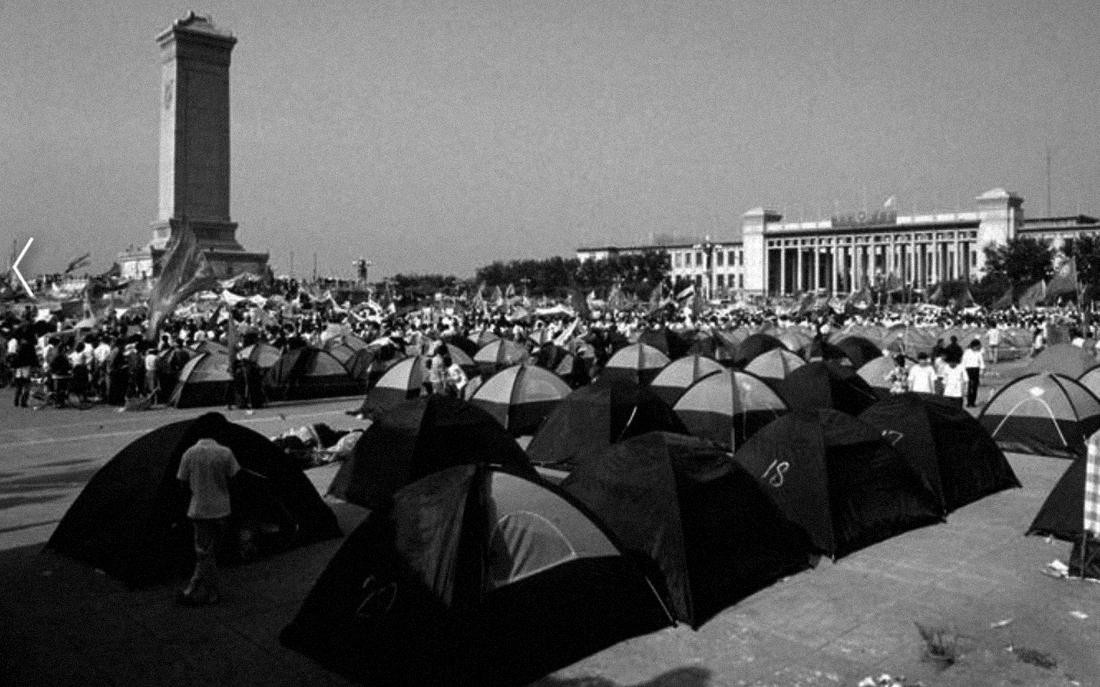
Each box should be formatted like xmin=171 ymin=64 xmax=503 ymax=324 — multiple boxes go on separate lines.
xmin=1 ymin=392 xmax=1098 ymax=686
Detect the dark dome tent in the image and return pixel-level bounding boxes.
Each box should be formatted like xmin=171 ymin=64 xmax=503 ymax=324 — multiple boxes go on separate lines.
xmin=355 ymin=356 xmax=426 ymax=416
xmin=469 ymin=363 xmax=571 ymax=436
xmin=169 ymin=351 xmax=231 ymax=408
xmin=733 ymin=409 xmax=942 ymax=558
xmin=346 ymin=345 xmax=407 ymax=392
xmin=240 ymin=341 xmax=282 ymax=369
xmin=1027 ymin=447 xmax=1100 ymax=578
xmin=637 ymin=327 xmax=692 ymax=359
xmin=859 ymin=393 xmax=1020 ymax=514
xmin=832 ymin=335 xmax=883 ymax=368
xmin=599 ymin=342 xmax=670 ymax=386
xmin=733 ymin=333 xmax=784 ymax=367
xmin=562 ymin=432 xmax=814 ymax=628
xmin=283 ymin=464 xmax=672 ymax=687
xmin=979 ymin=373 xmax=1100 ymax=459
xmin=48 ymin=413 xmax=340 ymax=587
xmin=673 ymin=370 xmax=787 ymax=450
xmin=526 ymin=378 xmax=689 ymax=468
xmin=264 ymin=347 xmax=360 ymax=401
xmin=1027 ymin=343 xmax=1097 ymax=380
xmin=775 ymin=360 xmax=881 ymax=417
xmin=648 ymin=354 xmax=725 ymax=406
xmin=329 ymin=395 xmax=535 ymax=510
xmin=743 ymin=347 xmax=806 ymax=380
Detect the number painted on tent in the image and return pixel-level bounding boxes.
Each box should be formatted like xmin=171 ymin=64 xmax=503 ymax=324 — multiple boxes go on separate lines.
xmin=356 ymin=574 xmax=397 ymax=621
xmin=882 ymin=429 xmax=905 ymax=446
xmin=762 ymin=459 xmax=790 ymax=488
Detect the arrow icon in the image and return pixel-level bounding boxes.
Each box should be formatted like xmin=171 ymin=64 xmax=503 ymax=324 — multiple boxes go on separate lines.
xmin=12 ymin=238 xmax=35 ymax=299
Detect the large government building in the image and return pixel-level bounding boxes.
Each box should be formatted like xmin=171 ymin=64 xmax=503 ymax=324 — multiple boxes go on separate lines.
xmin=577 ymin=188 xmax=1100 ymax=298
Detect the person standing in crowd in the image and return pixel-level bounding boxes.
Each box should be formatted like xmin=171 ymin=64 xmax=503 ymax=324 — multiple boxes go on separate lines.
xmin=885 ymin=354 xmax=909 ymax=395
xmin=986 ymin=324 xmax=1001 ymax=364
xmin=1032 ymin=326 xmax=1046 ymax=357
xmin=940 ymin=356 xmax=968 ymax=407
xmin=11 ymin=330 xmax=39 ymax=408
xmin=444 ymin=354 xmax=468 ymax=398
xmin=428 ymin=342 xmax=446 ymax=395
xmin=176 ymin=422 xmax=240 ymax=606
xmin=144 ymin=345 xmax=159 ymax=399
xmin=944 ymin=335 xmax=963 ymax=364
xmin=907 ymin=352 xmax=938 ymax=394
xmin=962 ymin=340 xmax=985 ymax=408
xmin=48 ymin=342 xmax=73 ymax=408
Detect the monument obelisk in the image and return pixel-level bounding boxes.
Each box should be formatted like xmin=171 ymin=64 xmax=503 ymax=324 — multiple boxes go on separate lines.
xmin=119 ymin=12 xmax=267 ymax=279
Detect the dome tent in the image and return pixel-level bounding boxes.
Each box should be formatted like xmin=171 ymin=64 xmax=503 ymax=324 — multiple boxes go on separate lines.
xmin=526 ymin=378 xmax=688 ymax=468
xmin=859 ymin=393 xmax=1020 ymax=514
xmin=599 ymin=342 xmax=670 ymax=386
xmin=48 ymin=413 xmax=341 ymax=586
xmin=562 ymin=432 xmax=814 ymax=628
xmin=743 ymin=347 xmax=805 ymax=380
xmin=169 ymin=351 xmax=231 ymax=408
xmin=282 ymin=464 xmax=672 ymax=687
xmin=733 ymin=409 xmax=942 ymax=559
xmin=979 ymin=373 xmax=1100 ymax=459
xmin=264 ymin=347 xmax=360 ymax=401
xmin=649 ymin=354 xmax=725 ymax=406
xmin=673 ymin=370 xmax=788 ymax=450
xmin=329 ymin=395 xmax=535 ymax=510
xmin=775 ymin=361 xmax=881 ymax=417
xmin=469 ymin=363 xmax=571 ymax=436
xmin=1027 ymin=344 xmax=1097 ymax=380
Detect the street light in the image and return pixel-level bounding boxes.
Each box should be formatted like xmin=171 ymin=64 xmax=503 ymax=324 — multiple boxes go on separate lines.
xmin=353 ymin=257 xmax=373 ymax=285
xmin=692 ymin=235 xmax=718 ymax=301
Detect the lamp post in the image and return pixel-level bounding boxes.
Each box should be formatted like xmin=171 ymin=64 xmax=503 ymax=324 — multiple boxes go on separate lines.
xmin=692 ymin=236 xmax=717 ymax=301
xmin=353 ymin=257 xmax=373 ymax=286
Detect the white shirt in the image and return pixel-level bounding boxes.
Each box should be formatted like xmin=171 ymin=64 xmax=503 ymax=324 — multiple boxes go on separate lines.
xmin=942 ymin=365 xmax=968 ymax=398
xmin=961 ymin=349 xmax=985 ymax=370
xmin=907 ymin=364 xmax=938 ymax=394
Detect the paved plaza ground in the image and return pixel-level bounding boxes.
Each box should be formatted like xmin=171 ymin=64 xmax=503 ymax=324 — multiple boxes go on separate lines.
xmin=1 ymin=365 xmax=1098 ymax=686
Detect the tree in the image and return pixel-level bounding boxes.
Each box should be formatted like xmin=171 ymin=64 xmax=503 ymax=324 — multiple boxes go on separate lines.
xmin=1066 ymin=235 xmax=1100 ymax=302
xmin=982 ymin=237 xmax=1053 ymax=286
xmin=474 ymin=250 xmax=671 ymax=300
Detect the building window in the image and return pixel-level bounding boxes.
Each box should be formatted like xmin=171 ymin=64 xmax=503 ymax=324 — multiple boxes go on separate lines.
xmin=738 ymin=274 xmax=744 ymax=289
xmin=727 ymin=250 xmax=734 ymax=265
xmin=674 ymin=253 xmax=682 ymax=267
xmin=695 ymin=252 xmax=703 ymax=266
xmin=738 ymin=250 xmax=743 ymax=266
xmin=716 ymin=274 xmax=725 ymax=288
xmin=716 ymin=251 xmax=724 ymax=266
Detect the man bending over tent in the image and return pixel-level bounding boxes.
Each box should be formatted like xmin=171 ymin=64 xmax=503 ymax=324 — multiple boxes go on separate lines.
xmin=176 ymin=421 xmax=240 ymax=605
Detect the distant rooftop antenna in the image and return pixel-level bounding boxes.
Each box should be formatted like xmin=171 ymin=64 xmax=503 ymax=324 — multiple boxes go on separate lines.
xmin=1046 ymin=145 xmax=1052 ymax=217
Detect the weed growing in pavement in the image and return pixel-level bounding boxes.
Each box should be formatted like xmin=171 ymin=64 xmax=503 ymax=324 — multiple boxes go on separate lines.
xmin=915 ymin=622 xmax=964 ymax=666
xmin=1011 ymin=645 xmax=1058 ymax=670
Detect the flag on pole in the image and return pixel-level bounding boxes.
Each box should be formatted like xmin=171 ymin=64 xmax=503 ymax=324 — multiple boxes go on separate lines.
xmin=1047 ymin=256 xmax=1078 ymax=301
xmin=570 ymin=288 xmax=591 ymax=320
xmin=1017 ymin=280 xmax=1047 ymax=309
xmin=147 ymin=221 xmax=218 ymax=338
xmin=675 ymin=283 xmax=695 ymax=303
xmin=991 ymin=285 xmax=1013 ymax=310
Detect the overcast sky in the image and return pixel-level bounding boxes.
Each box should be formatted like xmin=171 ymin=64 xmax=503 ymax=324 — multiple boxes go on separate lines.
xmin=3 ymin=1 xmax=1099 ymax=279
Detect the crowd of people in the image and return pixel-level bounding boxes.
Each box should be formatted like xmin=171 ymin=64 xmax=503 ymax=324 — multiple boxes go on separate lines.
xmin=3 ymin=287 xmax=1099 ymax=412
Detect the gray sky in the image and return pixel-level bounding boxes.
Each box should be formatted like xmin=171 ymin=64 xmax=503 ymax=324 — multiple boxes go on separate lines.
xmin=3 ymin=1 xmax=1099 ymax=279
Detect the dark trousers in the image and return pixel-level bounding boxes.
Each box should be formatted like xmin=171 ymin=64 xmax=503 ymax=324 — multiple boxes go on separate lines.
xmin=965 ymin=367 xmax=980 ymax=407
